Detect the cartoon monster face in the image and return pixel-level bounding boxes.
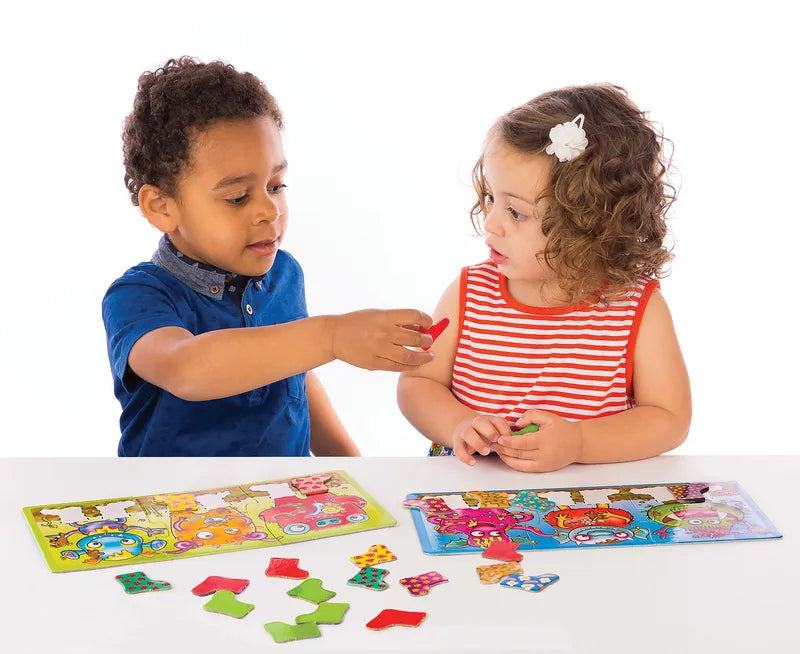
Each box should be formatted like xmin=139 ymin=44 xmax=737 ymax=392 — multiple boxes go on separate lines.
xmin=568 ymin=526 xmax=636 ymax=545
xmin=426 ymin=508 xmax=535 ymax=548
xmin=647 ymin=503 xmax=744 ymax=538
xmin=171 ymin=507 xmax=258 ymax=547
xmin=259 ymin=493 xmax=369 ymax=535
xmin=57 ymin=520 xmax=167 ymax=561
xmin=467 ymin=525 xmax=507 ymax=548
xmin=544 ymin=507 xmax=633 ymax=530
xmin=74 ymin=533 xmax=144 ymax=560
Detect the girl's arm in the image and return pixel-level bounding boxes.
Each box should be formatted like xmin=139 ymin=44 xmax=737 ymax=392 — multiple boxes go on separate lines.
xmin=306 ymin=371 xmax=360 ymax=456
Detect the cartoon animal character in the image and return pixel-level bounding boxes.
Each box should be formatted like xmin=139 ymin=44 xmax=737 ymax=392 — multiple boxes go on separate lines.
xmin=259 ymin=492 xmax=369 ymax=535
xmin=544 ymin=505 xmax=649 ymax=545
xmin=426 ymin=508 xmax=546 ymax=548
xmin=51 ymin=519 xmax=167 ymax=563
xmin=647 ymin=502 xmax=747 ymax=539
xmin=167 ymin=506 xmax=276 ymax=552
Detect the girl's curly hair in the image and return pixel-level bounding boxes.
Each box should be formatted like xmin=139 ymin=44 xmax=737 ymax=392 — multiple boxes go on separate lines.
xmin=471 ymin=83 xmax=677 ymax=304
xmin=122 ymin=56 xmax=283 ymax=206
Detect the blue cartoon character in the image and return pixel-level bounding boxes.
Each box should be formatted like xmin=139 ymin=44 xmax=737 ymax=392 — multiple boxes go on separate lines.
xmin=50 ymin=519 xmax=167 ymax=563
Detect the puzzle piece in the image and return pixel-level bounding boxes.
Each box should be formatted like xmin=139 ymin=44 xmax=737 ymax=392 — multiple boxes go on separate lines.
xmin=115 ymin=571 xmax=172 ymax=594
xmin=476 ymin=561 xmax=523 ymax=584
xmin=202 ymin=590 xmax=255 ymax=618
xmin=287 ymin=578 xmax=336 ymax=604
xmin=264 ymin=621 xmax=321 ymax=643
xmin=152 ymin=493 xmax=199 ymax=511
xmin=295 ymin=601 xmax=350 ymax=624
xmin=421 ymin=318 xmax=449 ymax=350
xmin=191 ymin=575 xmax=250 ymax=596
xmin=509 ymin=490 xmax=556 ymax=512
xmin=350 ymin=543 xmax=397 ymax=568
xmin=465 ymin=491 xmax=511 ymax=508
xmin=290 ymin=474 xmax=331 ymax=496
xmin=482 ymin=540 xmax=523 ymax=561
xmin=366 ymin=609 xmax=427 ymax=630
xmin=499 ymin=573 xmax=559 ymax=592
xmin=347 ymin=566 xmax=390 ymax=591
xmin=512 ymin=423 xmax=539 ymax=436
xmin=265 ymin=557 xmax=309 ymax=579
xmin=402 ymin=497 xmax=454 ymax=515
xmin=399 ymin=571 xmax=448 ymax=596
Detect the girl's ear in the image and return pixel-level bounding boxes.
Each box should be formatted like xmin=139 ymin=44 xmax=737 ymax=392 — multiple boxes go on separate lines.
xmin=138 ymin=184 xmax=178 ymax=233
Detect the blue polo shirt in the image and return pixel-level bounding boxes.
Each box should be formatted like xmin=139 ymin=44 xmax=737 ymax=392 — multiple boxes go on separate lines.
xmin=101 ymin=236 xmax=310 ymax=457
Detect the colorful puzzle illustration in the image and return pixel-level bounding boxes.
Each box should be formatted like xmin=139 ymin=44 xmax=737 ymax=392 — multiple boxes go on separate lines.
xmin=23 ymin=470 xmax=395 ymax=572
xmin=405 ymin=481 xmax=781 ymax=554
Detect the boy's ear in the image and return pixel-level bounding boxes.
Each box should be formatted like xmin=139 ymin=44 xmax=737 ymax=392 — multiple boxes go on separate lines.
xmin=138 ymin=184 xmax=178 ymax=233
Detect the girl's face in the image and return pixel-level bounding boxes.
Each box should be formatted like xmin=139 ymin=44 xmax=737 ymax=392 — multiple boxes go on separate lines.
xmin=166 ymin=117 xmax=288 ymax=277
xmin=481 ymin=137 xmax=557 ymax=297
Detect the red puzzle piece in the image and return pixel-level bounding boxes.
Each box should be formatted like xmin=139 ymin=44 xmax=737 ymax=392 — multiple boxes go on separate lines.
xmin=265 ymin=557 xmax=309 ymax=579
xmin=421 ymin=318 xmax=450 ymax=350
xmin=482 ymin=541 xmax=523 ymax=562
xmin=191 ymin=575 xmax=250 ymax=596
xmin=366 ymin=609 xmax=427 ymax=630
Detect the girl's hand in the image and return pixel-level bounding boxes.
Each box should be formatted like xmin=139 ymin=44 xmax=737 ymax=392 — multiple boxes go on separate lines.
xmin=492 ymin=410 xmax=583 ymax=472
xmin=452 ymin=414 xmax=512 ymax=466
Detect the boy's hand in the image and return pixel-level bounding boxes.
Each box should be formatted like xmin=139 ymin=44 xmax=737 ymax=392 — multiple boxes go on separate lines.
xmin=452 ymin=414 xmax=512 ymax=466
xmin=492 ymin=410 xmax=583 ymax=473
xmin=329 ymin=309 xmax=435 ymax=372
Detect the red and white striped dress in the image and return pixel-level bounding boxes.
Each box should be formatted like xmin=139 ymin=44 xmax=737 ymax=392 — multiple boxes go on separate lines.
xmin=451 ymin=261 xmax=658 ymax=424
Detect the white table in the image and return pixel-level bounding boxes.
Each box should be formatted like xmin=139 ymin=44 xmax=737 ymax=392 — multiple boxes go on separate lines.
xmin=1 ymin=456 xmax=795 ymax=653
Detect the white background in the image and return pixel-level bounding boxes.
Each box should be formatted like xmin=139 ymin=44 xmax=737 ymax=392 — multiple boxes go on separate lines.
xmin=1 ymin=0 xmax=798 ymax=456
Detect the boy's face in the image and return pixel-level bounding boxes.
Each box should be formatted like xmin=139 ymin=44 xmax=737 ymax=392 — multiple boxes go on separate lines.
xmin=166 ymin=117 xmax=288 ymax=277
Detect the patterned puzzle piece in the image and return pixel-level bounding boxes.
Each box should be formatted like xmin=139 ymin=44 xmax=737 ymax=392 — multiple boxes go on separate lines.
xmin=399 ymin=571 xmax=448 ymax=596
xmin=202 ymin=590 xmax=255 ymax=618
xmin=476 ymin=561 xmax=523 ymax=584
xmin=191 ymin=575 xmax=249 ymax=596
xmin=115 ymin=571 xmax=172 ymax=594
xmin=667 ymin=483 xmax=710 ymax=503
xmin=499 ymin=573 xmax=559 ymax=593
xmin=510 ymin=490 xmax=556 ymax=512
xmin=290 ymin=474 xmax=332 ymax=496
xmin=350 ymin=543 xmax=397 ymax=568
xmin=287 ymin=578 xmax=336 ymax=604
xmin=402 ymin=497 xmax=454 ymax=515
xmin=465 ymin=491 xmax=511 ymax=508
xmin=482 ymin=540 xmax=523 ymax=561
xmin=265 ymin=557 xmax=309 ymax=579
xmin=264 ymin=621 xmax=321 ymax=643
xmin=366 ymin=609 xmax=427 ymax=630
xmin=295 ymin=601 xmax=350 ymax=624
xmin=347 ymin=566 xmax=389 ymax=591
xmin=152 ymin=493 xmax=199 ymax=512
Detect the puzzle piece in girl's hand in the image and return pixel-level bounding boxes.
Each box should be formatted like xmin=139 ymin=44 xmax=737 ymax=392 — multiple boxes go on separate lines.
xmin=499 ymin=573 xmax=559 ymax=592
xmin=421 ymin=318 xmax=450 ymax=350
xmin=512 ymin=423 xmax=539 ymax=436
xmin=191 ymin=575 xmax=250 ymax=595
xmin=290 ymin=474 xmax=331 ymax=495
xmin=399 ymin=571 xmax=448 ymax=596
xmin=347 ymin=566 xmax=390 ymax=591
xmin=350 ymin=543 xmax=397 ymax=568
xmin=287 ymin=578 xmax=336 ymax=604
xmin=465 ymin=491 xmax=511 ymax=508
xmin=264 ymin=621 xmax=321 ymax=643
xmin=202 ymin=590 xmax=255 ymax=618
xmin=402 ymin=497 xmax=453 ymax=515
xmin=265 ymin=557 xmax=309 ymax=579
xmin=295 ymin=601 xmax=350 ymax=624
xmin=366 ymin=609 xmax=427 ymax=630
xmin=115 ymin=571 xmax=172 ymax=594
xmin=476 ymin=561 xmax=523 ymax=584
xmin=482 ymin=540 xmax=523 ymax=562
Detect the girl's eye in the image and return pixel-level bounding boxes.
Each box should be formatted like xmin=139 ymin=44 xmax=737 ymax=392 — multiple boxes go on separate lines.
xmin=506 ymin=206 xmax=526 ymax=221
xmin=483 ymin=192 xmax=495 ymax=205
xmin=269 ymin=183 xmax=288 ymax=194
xmin=226 ymin=193 xmax=249 ymax=206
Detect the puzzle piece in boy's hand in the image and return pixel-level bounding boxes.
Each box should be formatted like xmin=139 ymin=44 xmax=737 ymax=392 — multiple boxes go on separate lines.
xmin=202 ymin=590 xmax=255 ymax=618
xmin=476 ymin=561 xmax=523 ymax=584
xmin=265 ymin=557 xmax=309 ymax=579
xmin=482 ymin=540 xmax=523 ymax=561
xmin=512 ymin=423 xmax=539 ymax=436
xmin=290 ymin=474 xmax=331 ymax=495
xmin=115 ymin=571 xmax=172 ymax=594
xmin=465 ymin=491 xmax=511 ymax=508
xmin=295 ymin=601 xmax=350 ymax=624
xmin=192 ymin=575 xmax=250 ymax=595
xmin=347 ymin=566 xmax=390 ymax=591
xmin=399 ymin=571 xmax=448 ymax=596
xmin=264 ymin=621 xmax=321 ymax=643
xmin=350 ymin=543 xmax=397 ymax=568
xmin=287 ymin=578 xmax=336 ymax=604
xmin=402 ymin=497 xmax=453 ymax=515
xmin=366 ymin=609 xmax=427 ymax=630
xmin=499 ymin=573 xmax=559 ymax=592
xmin=421 ymin=318 xmax=450 ymax=350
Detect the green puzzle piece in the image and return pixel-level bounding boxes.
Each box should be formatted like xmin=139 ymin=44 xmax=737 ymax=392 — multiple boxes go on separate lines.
xmin=286 ymin=578 xmax=336 ymax=603
xmin=348 ymin=566 xmax=389 ymax=591
xmin=202 ymin=590 xmax=255 ymax=618
xmin=295 ymin=601 xmax=350 ymax=624
xmin=115 ymin=571 xmax=172 ymax=594
xmin=264 ymin=621 xmax=322 ymax=643
xmin=512 ymin=423 xmax=539 ymax=435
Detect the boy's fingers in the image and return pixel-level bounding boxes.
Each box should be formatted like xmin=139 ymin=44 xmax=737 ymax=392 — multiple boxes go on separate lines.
xmin=393 ymin=327 xmax=434 ymax=349
xmin=391 ymin=309 xmax=433 ymax=330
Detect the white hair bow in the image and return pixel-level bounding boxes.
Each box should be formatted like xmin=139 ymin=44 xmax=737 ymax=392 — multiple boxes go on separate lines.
xmin=546 ymin=114 xmax=588 ymax=162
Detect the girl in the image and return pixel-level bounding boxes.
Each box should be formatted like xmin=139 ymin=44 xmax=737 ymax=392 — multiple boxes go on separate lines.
xmin=398 ymin=84 xmax=691 ymax=472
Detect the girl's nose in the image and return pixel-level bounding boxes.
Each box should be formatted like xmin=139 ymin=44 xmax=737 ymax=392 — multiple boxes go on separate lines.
xmin=483 ymin=207 xmax=504 ymax=237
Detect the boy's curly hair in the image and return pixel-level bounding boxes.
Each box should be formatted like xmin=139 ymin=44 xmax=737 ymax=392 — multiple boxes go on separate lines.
xmin=471 ymin=83 xmax=677 ymax=304
xmin=122 ymin=56 xmax=283 ymax=206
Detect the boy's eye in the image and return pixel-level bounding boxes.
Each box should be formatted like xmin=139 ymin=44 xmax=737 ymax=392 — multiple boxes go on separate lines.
xmin=269 ymin=183 xmax=288 ymax=194
xmin=226 ymin=193 xmax=249 ymax=206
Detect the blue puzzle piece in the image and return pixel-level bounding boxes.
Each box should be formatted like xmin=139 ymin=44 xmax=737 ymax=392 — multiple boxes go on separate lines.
xmin=499 ymin=573 xmax=559 ymax=592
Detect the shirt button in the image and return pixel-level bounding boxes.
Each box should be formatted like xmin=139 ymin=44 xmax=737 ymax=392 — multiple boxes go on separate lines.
xmin=210 ymin=285 xmax=220 ymax=294
xmin=245 ymin=304 xmax=253 ymax=315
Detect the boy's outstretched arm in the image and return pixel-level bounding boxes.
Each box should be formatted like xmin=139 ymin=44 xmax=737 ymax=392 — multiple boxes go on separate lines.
xmin=306 ymin=371 xmax=360 ymax=456
xmin=128 ymin=309 xmax=433 ymax=401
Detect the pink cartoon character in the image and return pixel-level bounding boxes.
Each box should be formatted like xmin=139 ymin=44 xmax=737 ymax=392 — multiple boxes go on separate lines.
xmin=426 ymin=508 xmax=545 ymax=548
